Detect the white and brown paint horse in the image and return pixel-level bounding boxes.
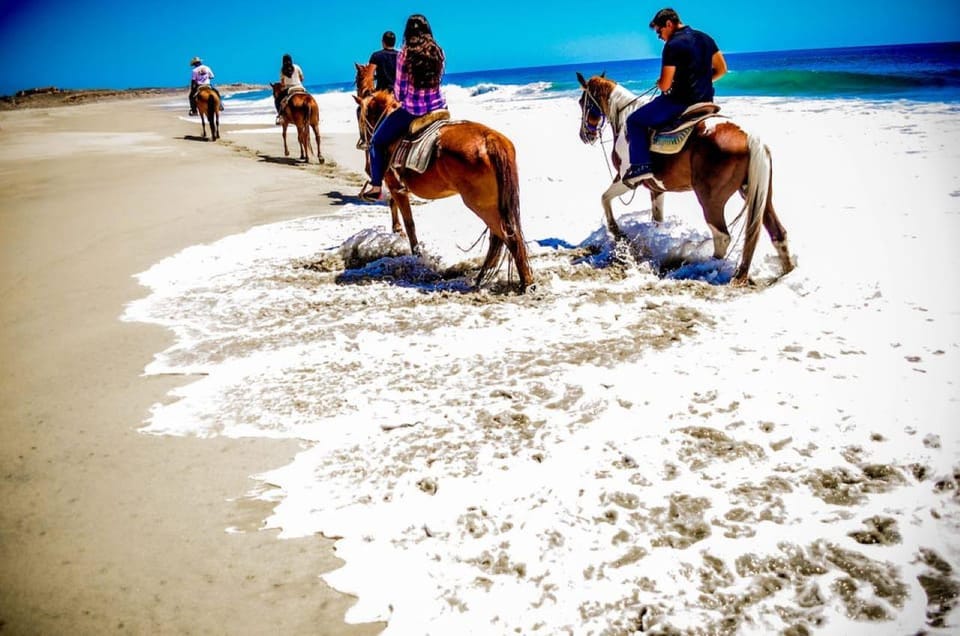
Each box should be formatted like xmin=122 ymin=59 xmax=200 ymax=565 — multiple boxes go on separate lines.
xmin=577 ymin=73 xmax=792 ymax=285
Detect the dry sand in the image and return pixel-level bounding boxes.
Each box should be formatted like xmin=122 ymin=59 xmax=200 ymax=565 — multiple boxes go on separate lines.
xmin=0 ymin=96 xmax=381 ymax=634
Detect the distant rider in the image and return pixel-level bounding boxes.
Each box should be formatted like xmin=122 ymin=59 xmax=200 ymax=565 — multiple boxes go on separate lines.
xmin=274 ymin=53 xmax=305 ymax=125
xmin=623 ymin=8 xmax=727 ymax=186
xmin=188 ymin=57 xmax=224 ymax=115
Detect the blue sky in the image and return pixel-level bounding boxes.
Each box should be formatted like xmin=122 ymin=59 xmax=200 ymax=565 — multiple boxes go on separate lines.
xmin=1 ymin=0 xmax=959 ymax=94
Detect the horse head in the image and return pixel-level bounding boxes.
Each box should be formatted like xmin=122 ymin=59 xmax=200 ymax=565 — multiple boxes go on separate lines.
xmin=354 ymin=90 xmax=398 ymax=149
xmin=270 ymin=82 xmax=283 ymax=99
xmin=576 ymin=72 xmax=613 ymax=144
xmin=354 ymin=62 xmax=376 ymax=98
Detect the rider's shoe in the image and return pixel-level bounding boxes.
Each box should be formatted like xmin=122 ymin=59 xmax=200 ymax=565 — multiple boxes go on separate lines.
xmin=359 ymin=186 xmax=383 ymax=202
xmin=275 ymin=115 xmax=283 ymax=125
xmin=622 ymin=164 xmax=653 ymax=187
xmin=189 ymin=109 xmax=198 ymax=116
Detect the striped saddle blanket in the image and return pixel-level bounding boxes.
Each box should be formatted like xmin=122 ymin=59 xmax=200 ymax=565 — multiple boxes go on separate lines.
xmin=650 ymin=102 xmax=724 ymax=155
xmin=390 ymin=110 xmax=452 ymax=174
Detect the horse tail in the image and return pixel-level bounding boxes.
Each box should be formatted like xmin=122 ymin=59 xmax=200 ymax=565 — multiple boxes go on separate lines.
xmin=739 ymin=134 xmax=771 ymax=275
xmin=485 ymin=133 xmax=532 ymax=289
xmin=206 ymin=91 xmax=218 ymax=137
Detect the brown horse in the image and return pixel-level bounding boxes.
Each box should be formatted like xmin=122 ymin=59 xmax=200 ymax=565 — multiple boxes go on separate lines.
xmin=576 ymin=73 xmax=792 ymax=285
xmin=354 ymin=90 xmax=533 ymax=291
xmin=271 ymin=83 xmax=323 ymax=163
xmin=195 ymin=85 xmax=220 ymax=141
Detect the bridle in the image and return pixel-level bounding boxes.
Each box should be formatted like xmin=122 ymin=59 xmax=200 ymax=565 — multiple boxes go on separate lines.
xmin=356 ymin=96 xmax=390 ymax=150
xmin=578 ymin=87 xmax=606 ymax=145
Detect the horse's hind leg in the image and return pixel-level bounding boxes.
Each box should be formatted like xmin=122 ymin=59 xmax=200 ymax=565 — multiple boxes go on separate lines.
xmin=281 ymin=121 xmax=290 ymax=156
xmin=697 ymin=196 xmax=732 ymax=259
xmin=763 ymin=191 xmax=793 ymax=275
xmin=651 ymin=191 xmax=665 ymax=223
xmin=298 ymin=124 xmax=309 ymax=161
xmin=312 ymin=124 xmax=323 ymax=164
xmin=476 ymin=234 xmax=505 ymax=287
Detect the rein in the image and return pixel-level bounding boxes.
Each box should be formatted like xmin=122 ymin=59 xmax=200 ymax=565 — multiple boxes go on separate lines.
xmin=358 ymin=102 xmax=390 ymax=150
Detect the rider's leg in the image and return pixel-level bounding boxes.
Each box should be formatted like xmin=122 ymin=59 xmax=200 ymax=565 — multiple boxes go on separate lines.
xmin=363 ymin=108 xmax=416 ymax=200
xmin=624 ymin=95 xmax=685 ymax=183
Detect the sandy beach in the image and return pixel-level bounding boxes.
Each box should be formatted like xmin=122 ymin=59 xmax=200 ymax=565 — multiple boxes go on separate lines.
xmin=3 ymin=78 xmax=960 ymax=635
xmin=0 ymin=97 xmax=380 ymax=634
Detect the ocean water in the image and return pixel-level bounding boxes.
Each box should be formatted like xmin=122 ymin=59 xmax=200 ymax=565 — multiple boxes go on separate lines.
xmin=141 ymin=42 xmax=960 ymax=633
xmin=228 ymin=41 xmax=960 ymax=106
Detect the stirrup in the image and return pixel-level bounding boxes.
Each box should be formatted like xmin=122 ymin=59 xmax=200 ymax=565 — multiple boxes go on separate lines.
xmin=358 ymin=183 xmax=383 ymax=202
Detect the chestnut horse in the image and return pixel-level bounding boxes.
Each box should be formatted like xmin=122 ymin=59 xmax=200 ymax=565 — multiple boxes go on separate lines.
xmin=355 ymin=89 xmax=533 ymax=291
xmin=271 ymin=83 xmax=323 ymax=163
xmin=195 ymin=85 xmax=220 ymax=141
xmin=576 ymin=73 xmax=792 ymax=285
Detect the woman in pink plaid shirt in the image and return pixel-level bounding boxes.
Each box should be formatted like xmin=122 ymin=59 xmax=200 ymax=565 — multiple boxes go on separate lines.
xmin=361 ymin=14 xmax=448 ymax=202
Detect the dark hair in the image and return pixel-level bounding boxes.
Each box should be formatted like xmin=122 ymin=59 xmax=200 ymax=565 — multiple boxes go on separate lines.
xmin=402 ymin=14 xmax=444 ymax=89
xmin=282 ymin=54 xmax=294 ymax=78
xmin=650 ymin=8 xmax=680 ymax=28
xmin=382 ymin=31 xmax=396 ymax=47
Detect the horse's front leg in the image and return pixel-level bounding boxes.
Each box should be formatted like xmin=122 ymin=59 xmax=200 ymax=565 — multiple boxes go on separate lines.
xmin=390 ymin=188 xmax=419 ymax=254
xmin=298 ymin=125 xmax=308 ymax=162
xmin=312 ymin=124 xmax=324 ymax=164
xmin=601 ymin=180 xmax=629 ymax=240
xmin=281 ymin=121 xmax=290 ymax=157
xmin=389 ymin=196 xmax=403 ymax=235
xmin=651 ymin=191 xmax=665 ymax=223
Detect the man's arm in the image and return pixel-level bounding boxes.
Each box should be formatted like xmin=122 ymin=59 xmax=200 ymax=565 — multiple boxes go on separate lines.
xmin=711 ymin=51 xmax=727 ymax=82
xmin=657 ymin=65 xmax=676 ymax=93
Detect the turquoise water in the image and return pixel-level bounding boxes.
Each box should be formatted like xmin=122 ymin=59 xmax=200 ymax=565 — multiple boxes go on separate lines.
xmin=233 ymin=41 xmax=960 ymax=104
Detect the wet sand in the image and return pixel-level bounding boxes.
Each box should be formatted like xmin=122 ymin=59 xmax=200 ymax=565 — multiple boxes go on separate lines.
xmin=0 ymin=97 xmax=380 ymax=634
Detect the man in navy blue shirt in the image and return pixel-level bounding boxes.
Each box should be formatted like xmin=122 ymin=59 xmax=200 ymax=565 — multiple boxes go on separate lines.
xmin=368 ymin=31 xmax=399 ymax=92
xmin=623 ymin=8 xmax=728 ymax=186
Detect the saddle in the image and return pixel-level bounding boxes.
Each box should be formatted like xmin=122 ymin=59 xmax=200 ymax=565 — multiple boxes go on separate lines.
xmin=390 ymin=110 xmax=452 ymax=174
xmin=649 ymin=102 xmax=723 ymax=155
xmin=279 ymin=86 xmax=308 ymax=112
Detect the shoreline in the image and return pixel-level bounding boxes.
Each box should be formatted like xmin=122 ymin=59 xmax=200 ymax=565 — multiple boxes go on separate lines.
xmin=0 ymin=83 xmax=268 ymax=111
xmin=0 ymin=95 xmax=380 ymax=634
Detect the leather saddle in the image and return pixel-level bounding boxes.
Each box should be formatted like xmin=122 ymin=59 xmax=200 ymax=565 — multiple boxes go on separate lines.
xmin=390 ymin=110 xmax=452 ymax=174
xmin=650 ymin=102 xmax=723 ymax=155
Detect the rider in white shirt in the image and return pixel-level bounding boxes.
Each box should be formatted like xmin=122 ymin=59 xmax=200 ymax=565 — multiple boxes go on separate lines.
xmin=275 ymin=53 xmax=305 ymax=124
xmin=188 ymin=56 xmax=224 ymax=115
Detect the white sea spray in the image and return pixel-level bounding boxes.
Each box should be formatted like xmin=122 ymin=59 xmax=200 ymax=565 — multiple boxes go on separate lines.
xmin=125 ymin=91 xmax=960 ymax=634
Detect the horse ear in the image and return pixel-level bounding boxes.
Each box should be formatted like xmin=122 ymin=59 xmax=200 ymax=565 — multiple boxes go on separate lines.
xmin=355 ymin=62 xmax=362 ymax=71
xmin=600 ymin=71 xmax=606 ymax=78
xmin=576 ymin=72 xmax=587 ymax=88
xmin=353 ymin=95 xmax=362 ymax=105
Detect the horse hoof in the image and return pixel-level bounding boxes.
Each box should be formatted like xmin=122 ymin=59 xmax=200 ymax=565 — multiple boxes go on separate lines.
xmin=318 ymin=157 xmax=325 ymax=165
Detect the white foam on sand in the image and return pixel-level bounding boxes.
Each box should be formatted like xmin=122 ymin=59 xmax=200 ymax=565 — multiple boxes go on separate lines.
xmin=123 ymin=92 xmax=960 ymax=633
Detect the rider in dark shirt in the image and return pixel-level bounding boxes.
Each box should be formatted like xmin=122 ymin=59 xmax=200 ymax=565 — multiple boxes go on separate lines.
xmin=368 ymin=31 xmax=399 ymax=92
xmin=623 ymin=8 xmax=727 ymax=187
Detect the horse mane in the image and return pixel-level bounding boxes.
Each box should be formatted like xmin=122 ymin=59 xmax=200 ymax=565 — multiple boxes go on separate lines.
xmin=586 ymin=75 xmax=616 ymax=108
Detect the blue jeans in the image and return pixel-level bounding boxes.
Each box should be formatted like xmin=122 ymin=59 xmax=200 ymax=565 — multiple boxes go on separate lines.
xmin=370 ymin=108 xmax=416 ymax=187
xmin=625 ymin=95 xmax=687 ymax=167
